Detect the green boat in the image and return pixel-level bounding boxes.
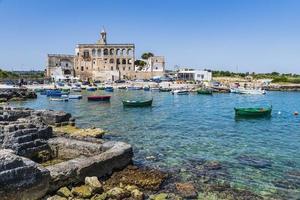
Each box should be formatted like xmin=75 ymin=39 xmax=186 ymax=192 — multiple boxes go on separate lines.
xmin=197 ymin=89 xmax=213 ymax=95
xmin=159 ymin=88 xmax=172 ymax=92
xmin=122 ymin=99 xmax=153 ymax=107
xmin=234 ymin=106 xmax=272 ymax=117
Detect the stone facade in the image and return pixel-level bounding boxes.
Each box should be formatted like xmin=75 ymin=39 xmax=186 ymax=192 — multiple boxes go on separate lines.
xmin=74 ymin=30 xmax=135 ymax=81
xmin=46 ymin=54 xmax=75 ymax=81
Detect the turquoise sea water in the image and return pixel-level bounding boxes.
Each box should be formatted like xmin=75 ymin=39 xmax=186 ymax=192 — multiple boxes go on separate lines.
xmin=12 ymin=90 xmax=300 ymax=199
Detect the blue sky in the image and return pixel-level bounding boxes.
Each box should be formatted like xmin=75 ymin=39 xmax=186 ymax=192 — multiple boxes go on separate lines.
xmin=0 ymin=0 xmax=300 ymax=73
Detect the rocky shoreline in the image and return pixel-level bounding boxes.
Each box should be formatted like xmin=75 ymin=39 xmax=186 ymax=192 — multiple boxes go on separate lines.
xmin=0 ymin=88 xmax=37 ymax=102
xmin=1 ymin=106 xmax=297 ymax=200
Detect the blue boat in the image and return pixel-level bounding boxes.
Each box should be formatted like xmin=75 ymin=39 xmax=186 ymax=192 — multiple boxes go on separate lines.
xmin=105 ymin=86 xmax=114 ymax=92
xmin=46 ymin=90 xmax=62 ymax=97
xmin=87 ymin=87 xmax=97 ymax=91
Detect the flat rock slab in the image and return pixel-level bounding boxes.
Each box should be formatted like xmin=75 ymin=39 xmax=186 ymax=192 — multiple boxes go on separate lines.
xmin=0 ymin=149 xmax=50 ymax=200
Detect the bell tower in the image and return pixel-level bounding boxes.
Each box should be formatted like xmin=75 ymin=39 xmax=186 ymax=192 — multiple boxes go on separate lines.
xmin=98 ymin=27 xmax=107 ymax=45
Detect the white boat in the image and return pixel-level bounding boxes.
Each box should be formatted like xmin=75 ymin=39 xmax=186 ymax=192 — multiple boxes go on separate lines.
xmin=171 ymin=89 xmax=189 ymax=95
xmin=239 ymin=88 xmax=266 ymax=95
xmin=72 ymin=87 xmax=82 ymax=92
xmin=50 ymin=98 xmax=68 ymax=102
xmin=150 ymin=87 xmax=160 ymax=91
xmin=61 ymin=94 xmax=82 ymax=99
xmin=231 ymin=87 xmax=266 ymax=95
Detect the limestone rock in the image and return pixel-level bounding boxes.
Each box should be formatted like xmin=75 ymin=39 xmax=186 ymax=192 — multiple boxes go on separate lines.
xmin=71 ymin=185 xmax=93 ymax=198
xmin=150 ymin=193 xmax=168 ymax=200
xmin=0 ymin=149 xmax=50 ymax=200
xmin=106 ymin=187 xmax=130 ymax=200
xmin=46 ymin=195 xmax=67 ymax=200
xmin=124 ymin=184 xmax=139 ymax=192
xmin=57 ymin=186 xmax=72 ymax=198
xmin=91 ymin=193 xmax=107 ymax=200
xmin=131 ymin=189 xmax=144 ymax=200
xmin=175 ymin=182 xmax=198 ymax=198
xmin=85 ymin=176 xmax=103 ymax=193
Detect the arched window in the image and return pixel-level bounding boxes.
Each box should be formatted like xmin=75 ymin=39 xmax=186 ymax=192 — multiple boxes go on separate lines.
xmin=121 ymin=49 xmax=125 ymax=55
xmin=81 ymin=66 xmax=84 ymax=71
xmin=110 ymin=49 xmax=114 ymax=55
xmin=109 ymin=59 xmax=114 ymax=64
xmin=111 ymin=66 xmax=113 ymax=71
xmin=122 ymin=59 xmax=126 ymax=64
xmin=92 ymin=49 xmax=96 ymax=56
xmin=117 ymin=59 xmax=120 ymax=64
xmin=97 ymin=49 xmax=101 ymax=57
xmin=127 ymin=49 xmax=132 ymax=56
xmin=103 ymin=49 xmax=108 ymax=55
xmin=116 ymin=49 xmax=120 ymax=56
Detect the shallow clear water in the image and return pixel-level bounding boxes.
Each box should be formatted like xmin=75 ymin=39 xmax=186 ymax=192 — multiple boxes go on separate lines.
xmin=12 ymin=90 xmax=300 ymax=198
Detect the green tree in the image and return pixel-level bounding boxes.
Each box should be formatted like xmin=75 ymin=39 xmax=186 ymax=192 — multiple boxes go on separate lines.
xmin=141 ymin=52 xmax=154 ymax=60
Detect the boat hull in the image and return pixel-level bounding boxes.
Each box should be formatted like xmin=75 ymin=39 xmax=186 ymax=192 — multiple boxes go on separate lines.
xmin=197 ymin=89 xmax=213 ymax=95
xmin=234 ymin=107 xmax=272 ymax=117
xmin=122 ymin=99 xmax=153 ymax=107
xmin=87 ymin=96 xmax=111 ymax=101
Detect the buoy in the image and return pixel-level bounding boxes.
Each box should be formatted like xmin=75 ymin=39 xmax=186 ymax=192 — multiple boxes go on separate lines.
xmin=294 ymin=111 xmax=299 ymax=116
xmin=278 ymin=111 xmax=281 ymax=115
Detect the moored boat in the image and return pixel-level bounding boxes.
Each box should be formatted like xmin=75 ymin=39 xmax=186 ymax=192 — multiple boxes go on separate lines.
xmin=150 ymin=87 xmax=160 ymax=92
xmin=49 ymin=97 xmax=68 ymax=102
xmin=72 ymin=87 xmax=82 ymax=92
xmin=62 ymin=94 xmax=82 ymax=99
xmin=122 ymin=99 xmax=153 ymax=107
xmin=127 ymin=86 xmax=143 ymax=90
xmin=234 ymin=106 xmax=272 ymax=117
xmin=171 ymin=89 xmax=189 ymax=95
xmin=87 ymin=87 xmax=97 ymax=91
xmin=159 ymin=88 xmax=172 ymax=92
xmin=104 ymin=86 xmax=114 ymax=92
xmin=197 ymin=88 xmax=213 ymax=95
xmin=143 ymin=86 xmax=150 ymax=91
xmin=87 ymin=95 xmax=111 ymax=101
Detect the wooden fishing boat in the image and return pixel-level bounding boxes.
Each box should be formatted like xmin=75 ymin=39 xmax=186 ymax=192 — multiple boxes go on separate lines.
xmin=159 ymin=88 xmax=172 ymax=92
xmin=61 ymin=95 xmax=82 ymax=99
xmin=72 ymin=87 xmax=82 ymax=92
xmin=150 ymin=87 xmax=160 ymax=92
xmin=104 ymin=86 xmax=114 ymax=92
xmin=171 ymin=90 xmax=189 ymax=95
xmin=122 ymin=99 xmax=153 ymax=107
xmin=50 ymin=98 xmax=68 ymax=102
xmin=127 ymin=86 xmax=143 ymax=90
xmin=234 ymin=106 xmax=272 ymax=117
xmin=143 ymin=86 xmax=150 ymax=91
xmin=118 ymin=86 xmax=127 ymax=90
xmin=87 ymin=96 xmax=111 ymax=101
xmin=197 ymin=89 xmax=213 ymax=95
xmin=87 ymin=87 xmax=97 ymax=91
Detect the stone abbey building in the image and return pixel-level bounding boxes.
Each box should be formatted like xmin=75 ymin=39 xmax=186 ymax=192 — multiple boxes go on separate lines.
xmin=74 ymin=30 xmax=135 ymax=81
xmin=46 ymin=29 xmax=165 ymax=82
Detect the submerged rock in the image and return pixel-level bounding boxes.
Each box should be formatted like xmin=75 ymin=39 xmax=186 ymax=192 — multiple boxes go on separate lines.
xmin=104 ymin=165 xmax=167 ymax=191
xmin=175 ymin=182 xmax=198 ymax=198
xmin=53 ymin=125 xmax=105 ymax=139
xmin=236 ymin=155 xmax=272 ymax=168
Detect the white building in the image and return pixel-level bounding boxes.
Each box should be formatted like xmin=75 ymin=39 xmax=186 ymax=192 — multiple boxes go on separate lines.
xmin=176 ymin=68 xmax=212 ymax=82
xmin=137 ymin=56 xmax=165 ymax=72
